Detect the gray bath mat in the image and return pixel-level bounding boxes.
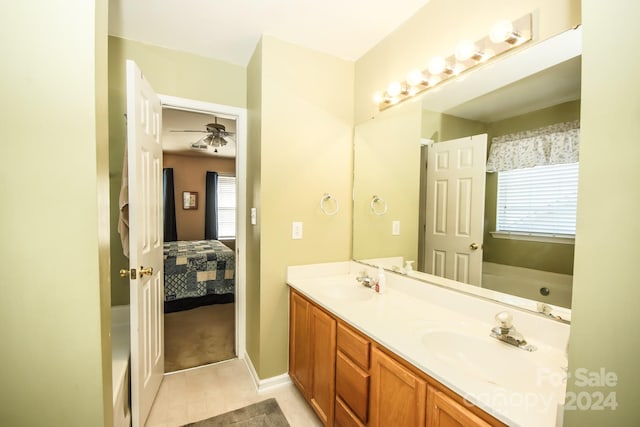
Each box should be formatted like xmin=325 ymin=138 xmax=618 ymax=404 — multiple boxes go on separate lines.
xmin=183 ymin=398 xmax=290 ymax=427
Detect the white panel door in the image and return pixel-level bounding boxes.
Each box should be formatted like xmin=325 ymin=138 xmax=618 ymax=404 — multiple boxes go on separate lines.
xmin=126 ymin=60 xmax=164 ymax=427
xmin=424 ymin=135 xmax=487 ymax=285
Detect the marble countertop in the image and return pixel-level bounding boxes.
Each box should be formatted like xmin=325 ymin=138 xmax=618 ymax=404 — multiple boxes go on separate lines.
xmin=287 ymin=261 xmax=569 ymax=427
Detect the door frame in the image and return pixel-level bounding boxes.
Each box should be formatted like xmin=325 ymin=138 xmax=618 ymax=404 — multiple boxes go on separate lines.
xmin=159 ymin=94 xmax=247 ymax=361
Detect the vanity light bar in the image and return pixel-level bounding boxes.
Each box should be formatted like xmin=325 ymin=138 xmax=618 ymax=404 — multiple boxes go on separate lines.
xmin=375 ymin=14 xmax=532 ymax=111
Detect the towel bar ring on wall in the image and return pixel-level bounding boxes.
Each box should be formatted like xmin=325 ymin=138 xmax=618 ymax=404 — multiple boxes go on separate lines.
xmin=370 ymin=195 xmax=388 ymax=216
xmin=320 ymin=193 xmax=340 ymax=216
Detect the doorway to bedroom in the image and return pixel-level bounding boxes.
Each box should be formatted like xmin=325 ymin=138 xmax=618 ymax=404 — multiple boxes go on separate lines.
xmin=160 ymin=101 xmax=244 ymax=373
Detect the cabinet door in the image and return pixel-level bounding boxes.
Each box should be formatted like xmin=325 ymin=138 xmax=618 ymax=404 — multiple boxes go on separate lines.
xmin=309 ymin=305 xmax=337 ymax=426
xmin=427 ymin=386 xmax=493 ymax=427
xmin=370 ymin=347 xmax=427 ymax=427
xmin=289 ymin=290 xmax=311 ymax=396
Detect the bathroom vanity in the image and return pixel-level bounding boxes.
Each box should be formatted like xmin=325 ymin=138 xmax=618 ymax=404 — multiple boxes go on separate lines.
xmin=287 ymin=261 xmax=569 ymax=427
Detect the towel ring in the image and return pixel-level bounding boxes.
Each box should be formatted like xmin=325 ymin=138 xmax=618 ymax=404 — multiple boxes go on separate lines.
xmin=320 ymin=193 xmax=340 ymax=216
xmin=370 ymin=195 xmax=388 ymax=216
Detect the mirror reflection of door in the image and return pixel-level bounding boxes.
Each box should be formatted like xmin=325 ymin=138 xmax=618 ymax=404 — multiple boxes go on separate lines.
xmin=422 ymin=135 xmax=487 ymax=285
xmin=353 ymin=28 xmax=581 ymax=311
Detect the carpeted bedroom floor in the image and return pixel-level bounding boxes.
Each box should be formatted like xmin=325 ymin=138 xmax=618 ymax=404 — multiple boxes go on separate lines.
xmin=165 ymin=303 xmax=236 ymax=372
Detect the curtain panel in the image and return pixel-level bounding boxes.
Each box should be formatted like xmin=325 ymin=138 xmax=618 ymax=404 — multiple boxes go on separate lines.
xmin=205 ymin=171 xmax=219 ymax=240
xmin=163 ymin=168 xmax=178 ymax=242
xmin=486 ymin=120 xmax=580 ymax=172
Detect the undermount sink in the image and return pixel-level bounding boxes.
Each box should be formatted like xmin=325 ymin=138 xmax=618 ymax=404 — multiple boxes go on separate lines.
xmin=320 ymin=282 xmax=375 ymax=302
xmin=420 ymin=329 xmax=556 ymax=392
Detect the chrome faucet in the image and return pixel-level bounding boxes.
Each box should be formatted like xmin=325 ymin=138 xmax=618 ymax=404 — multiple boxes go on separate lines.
xmin=490 ymin=311 xmax=537 ymax=352
xmin=356 ymin=271 xmax=375 ymax=288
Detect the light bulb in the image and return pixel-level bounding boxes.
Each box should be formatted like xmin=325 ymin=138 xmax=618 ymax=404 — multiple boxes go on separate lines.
xmin=455 ymin=40 xmax=477 ymax=61
xmin=387 ymin=81 xmax=402 ymax=97
xmin=373 ymin=92 xmax=384 ymax=104
xmin=406 ymin=69 xmax=425 ymax=86
xmin=490 ymin=20 xmax=514 ymax=44
xmin=428 ymin=56 xmax=446 ymax=75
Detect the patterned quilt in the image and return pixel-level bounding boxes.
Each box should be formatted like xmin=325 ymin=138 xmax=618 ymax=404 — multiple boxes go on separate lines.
xmin=163 ymin=240 xmax=235 ymax=302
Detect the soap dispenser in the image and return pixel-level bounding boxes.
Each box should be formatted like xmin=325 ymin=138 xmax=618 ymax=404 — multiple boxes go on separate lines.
xmin=405 ymin=260 xmax=414 ymax=273
xmin=375 ymin=266 xmax=386 ymax=294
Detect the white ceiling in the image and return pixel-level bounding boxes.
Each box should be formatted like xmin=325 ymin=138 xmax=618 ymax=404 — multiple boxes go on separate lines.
xmin=109 ymin=0 xmax=431 ymax=66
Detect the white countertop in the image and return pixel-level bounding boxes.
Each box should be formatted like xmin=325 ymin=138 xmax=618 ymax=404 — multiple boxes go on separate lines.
xmin=287 ymin=261 xmax=569 ymax=427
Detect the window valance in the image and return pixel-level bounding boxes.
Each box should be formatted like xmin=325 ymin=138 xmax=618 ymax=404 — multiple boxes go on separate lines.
xmin=486 ymin=120 xmax=580 ymax=173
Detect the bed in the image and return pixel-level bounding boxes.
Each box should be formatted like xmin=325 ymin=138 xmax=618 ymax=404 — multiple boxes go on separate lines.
xmin=163 ymin=240 xmax=235 ymax=313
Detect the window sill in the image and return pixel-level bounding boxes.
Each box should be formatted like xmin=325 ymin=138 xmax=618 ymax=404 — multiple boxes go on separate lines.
xmin=490 ymin=231 xmax=575 ymax=244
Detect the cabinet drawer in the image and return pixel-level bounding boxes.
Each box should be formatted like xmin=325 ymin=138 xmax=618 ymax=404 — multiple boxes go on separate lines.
xmin=336 ymin=351 xmax=369 ymax=423
xmin=337 ymin=322 xmax=370 ymax=370
xmin=335 ymin=397 xmax=366 ymax=427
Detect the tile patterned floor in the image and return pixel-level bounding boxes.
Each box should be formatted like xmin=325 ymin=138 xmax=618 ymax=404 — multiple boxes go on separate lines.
xmin=145 ymin=358 xmax=323 ymax=427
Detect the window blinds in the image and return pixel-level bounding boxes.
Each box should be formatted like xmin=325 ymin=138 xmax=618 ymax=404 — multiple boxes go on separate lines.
xmin=496 ymin=162 xmax=579 ymax=236
xmin=216 ymin=176 xmax=236 ymax=239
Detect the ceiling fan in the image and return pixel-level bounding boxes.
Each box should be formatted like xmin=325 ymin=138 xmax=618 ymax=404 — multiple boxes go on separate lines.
xmin=170 ymin=117 xmax=235 ymax=150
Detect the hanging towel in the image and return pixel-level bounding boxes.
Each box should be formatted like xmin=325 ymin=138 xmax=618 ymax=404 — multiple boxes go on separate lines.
xmin=117 ymin=147 xmax=130 ymax=258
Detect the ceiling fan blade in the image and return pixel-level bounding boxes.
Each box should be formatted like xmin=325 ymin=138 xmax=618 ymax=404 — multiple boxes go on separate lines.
xmin=170 ymin=129 xmax=208 ymax=133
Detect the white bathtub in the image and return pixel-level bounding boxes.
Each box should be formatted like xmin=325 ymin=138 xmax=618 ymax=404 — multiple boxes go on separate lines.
xmin=111 ymin=305 xmax=131 ymax=427
xmin=482 ymin=262 xmax=573 ymax=308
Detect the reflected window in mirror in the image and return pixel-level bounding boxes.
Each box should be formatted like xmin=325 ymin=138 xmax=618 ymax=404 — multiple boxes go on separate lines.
xmin=488 ymin=119 xmax=580 ymax=243
xmin=495 ymin=162 xmax=578 ymax=241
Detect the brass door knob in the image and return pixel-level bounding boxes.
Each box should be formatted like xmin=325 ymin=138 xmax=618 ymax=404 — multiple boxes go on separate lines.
xmin=120 ymin=268 xmax=136 ymax=279
xmin=139 ymin=266 xmax=154 ymax=277
xmin=469 ymin=243 xmax=479 ymax=250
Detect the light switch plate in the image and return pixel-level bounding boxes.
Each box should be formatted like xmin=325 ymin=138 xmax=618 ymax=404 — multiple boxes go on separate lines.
xmin=250 ymin=208 xmax=257 ymax=225
xmin=392 ymin=220 xmax=400 ymax=235
xmin=292 ymin=222 xmax=303 ymax=239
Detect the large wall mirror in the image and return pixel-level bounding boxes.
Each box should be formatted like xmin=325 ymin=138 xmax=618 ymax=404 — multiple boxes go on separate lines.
xmin=353 ymin=27 xmax=582 ymax=316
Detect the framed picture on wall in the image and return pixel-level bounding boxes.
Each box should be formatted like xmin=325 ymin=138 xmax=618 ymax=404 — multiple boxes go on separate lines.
xmin=183 ymin=191 xmax=198 ymax=210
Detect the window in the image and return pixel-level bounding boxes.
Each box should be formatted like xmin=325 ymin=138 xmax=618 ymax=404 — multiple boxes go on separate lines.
xmin=216 ymin=176 xmax=236 ymax=239
xmin=495 ymin=162 xmax=579 ymax=238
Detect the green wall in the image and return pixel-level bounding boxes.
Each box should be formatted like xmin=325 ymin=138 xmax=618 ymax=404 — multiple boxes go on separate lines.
xmin=353 ymin=100 xmax=422 ymax=264
xmin=0 ymin=1 xmax=111 ymax=425
xmin=108 ymin=37 xmax=247 ymax=305
xmin=246 ymin=39 xmax=263 ymax=374
xmin=248 ymin=36 xmax=354 ymax=378
xmin=565 ymin=1 xmax=640 ymax=425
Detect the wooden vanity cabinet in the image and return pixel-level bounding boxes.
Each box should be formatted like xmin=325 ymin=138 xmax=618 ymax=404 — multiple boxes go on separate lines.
xmin=289 ymin=288 xmax=506 ymax=427
xmin=289 ymin=289 xmax=336 ymax=426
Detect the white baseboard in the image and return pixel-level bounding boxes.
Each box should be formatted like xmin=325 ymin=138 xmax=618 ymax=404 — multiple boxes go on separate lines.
xmin=242 ymin=351 xmax=291 ymax=393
